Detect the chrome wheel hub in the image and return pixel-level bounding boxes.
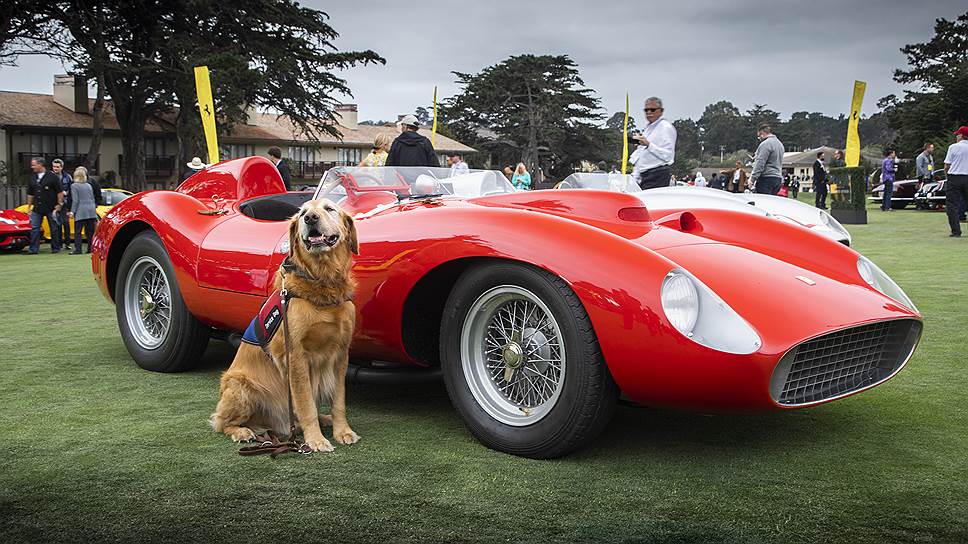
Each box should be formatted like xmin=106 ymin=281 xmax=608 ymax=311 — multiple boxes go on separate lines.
xmin=461 ymin=285 xmax=566 ymax=426
xmin=124 ymin=256 xmax=172 ymax=350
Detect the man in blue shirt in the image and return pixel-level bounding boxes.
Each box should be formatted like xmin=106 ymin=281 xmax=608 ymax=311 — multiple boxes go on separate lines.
xmin=880 ymin=150 xmax=897 ymax=211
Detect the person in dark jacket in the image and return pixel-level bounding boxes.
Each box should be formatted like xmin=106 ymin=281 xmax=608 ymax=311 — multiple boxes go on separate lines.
xmin=26 ymin=157 xmax=64 ymax=254
xmin=813 ymin=152 xmax=829 ymax=209
xmin=267 ymin=147 xmax=292 ymax=190
xmin=51 ymin=159 xmax=73 ymax=251
xmin=386 ymin=114 xmax=439 ymax=167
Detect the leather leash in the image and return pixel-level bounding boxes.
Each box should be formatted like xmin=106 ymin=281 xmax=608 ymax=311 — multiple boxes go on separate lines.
xmin=238 ymin=277 xmax=312 ymax=458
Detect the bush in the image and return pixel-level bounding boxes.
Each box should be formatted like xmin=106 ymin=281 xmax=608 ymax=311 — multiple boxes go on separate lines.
xmin=828 ymin=166 xmax=867 ymax=210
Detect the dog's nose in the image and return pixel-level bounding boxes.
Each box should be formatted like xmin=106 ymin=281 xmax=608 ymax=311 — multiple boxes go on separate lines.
xmin=303 ymin=213 xmax=318 ymax=225
xmin=324 ymin=234 xmax=339 ymax=246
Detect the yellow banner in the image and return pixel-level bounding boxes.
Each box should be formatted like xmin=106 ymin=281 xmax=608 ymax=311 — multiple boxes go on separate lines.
xmin=194 ymin=66 xmax=220 ymax=165
xmin=621 ymin=93 xmax=630 ymax=174
xmin=845 ymin=80 xmax=866 ymax=168
xmin=431 ymin=86 xmax=438 ymax=148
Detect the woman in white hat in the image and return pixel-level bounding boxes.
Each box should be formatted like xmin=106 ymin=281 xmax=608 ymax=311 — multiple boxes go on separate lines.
xmin=183 ymin=157 xmax=207 ymax=181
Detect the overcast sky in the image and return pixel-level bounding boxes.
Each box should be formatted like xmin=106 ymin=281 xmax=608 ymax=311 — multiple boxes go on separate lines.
xmin=1 ymin=0 xmax=964 ymax=125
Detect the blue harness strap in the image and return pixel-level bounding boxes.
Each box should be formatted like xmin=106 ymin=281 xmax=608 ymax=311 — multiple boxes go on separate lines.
xmin=240 ymin=290 xmax=286 ymax=348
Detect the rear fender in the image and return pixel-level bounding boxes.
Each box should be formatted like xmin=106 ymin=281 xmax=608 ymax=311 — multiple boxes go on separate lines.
xmin=94 ymin=190 xmax=234 ymax=319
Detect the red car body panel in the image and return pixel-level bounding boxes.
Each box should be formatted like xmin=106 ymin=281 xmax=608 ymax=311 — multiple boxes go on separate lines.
xmin=91 ymin=157 xmax=922 ymax=413
xmin=0 ymin=209 xmax=31 ymax=250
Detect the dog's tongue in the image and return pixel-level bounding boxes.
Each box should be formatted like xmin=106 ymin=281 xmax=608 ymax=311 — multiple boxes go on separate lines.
xmin=308 ymin=235 xmax=325 ymax=244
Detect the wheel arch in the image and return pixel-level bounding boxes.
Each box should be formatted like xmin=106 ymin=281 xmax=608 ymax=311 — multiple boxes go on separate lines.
xmin=400 ymin=256 xmax=587 ymax=367
xmin=105 ymin=220 xmax=155 ymax=302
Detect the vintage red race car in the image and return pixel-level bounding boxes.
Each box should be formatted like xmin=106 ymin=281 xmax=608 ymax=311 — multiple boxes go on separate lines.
xmin=91 ymin=157 xmax=923 ymax=458
xmin=0 ymin=208 xmax=31 ymax=251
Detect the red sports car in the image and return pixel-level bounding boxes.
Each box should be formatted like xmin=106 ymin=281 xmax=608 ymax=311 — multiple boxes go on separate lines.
xmin=91 ymin=157 xmax=922 ymax=458
xmin=0 ymin=209 xmax=31 ymax=251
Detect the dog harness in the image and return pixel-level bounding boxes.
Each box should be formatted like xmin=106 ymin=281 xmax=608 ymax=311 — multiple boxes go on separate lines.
xmin=241 ymin=290 xmax=289 ymax=348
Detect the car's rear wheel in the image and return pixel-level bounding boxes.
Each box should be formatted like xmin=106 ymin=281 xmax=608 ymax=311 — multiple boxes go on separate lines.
xmin=115 ymin=231 xmax=208 ymax=372
xmin=441 ymin=262 xmax=618 ymax=458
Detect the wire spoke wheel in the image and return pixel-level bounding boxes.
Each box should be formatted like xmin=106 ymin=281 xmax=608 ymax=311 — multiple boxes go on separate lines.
xmin=461 ymin=285 xmax=566 ymax=426
xmin=123 ymin=256 xmax=172 ymax=350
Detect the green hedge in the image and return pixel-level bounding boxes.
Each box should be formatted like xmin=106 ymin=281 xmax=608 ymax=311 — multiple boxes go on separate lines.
xmin=828 ymin=166 xmax=867 ymax=210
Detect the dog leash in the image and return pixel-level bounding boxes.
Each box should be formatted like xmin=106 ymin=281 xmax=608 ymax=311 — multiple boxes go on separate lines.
xmin=239 ymin=278 xmax=312 ymax=458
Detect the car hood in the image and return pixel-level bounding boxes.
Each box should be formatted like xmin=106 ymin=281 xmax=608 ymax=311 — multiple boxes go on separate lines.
xmin=655 ymin=243 xmax=918 ymax=353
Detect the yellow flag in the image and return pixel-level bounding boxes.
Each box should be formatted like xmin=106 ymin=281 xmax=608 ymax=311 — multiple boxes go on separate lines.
xmin=431 ymin=86 xmax=438 ymax=148
xmin=621 ymin=93 xmax=630 ymax=174
xmin=845 ymin=80 xmax=866 ymax=168
xmin=194 ymin=66 xmax=220 ymax=165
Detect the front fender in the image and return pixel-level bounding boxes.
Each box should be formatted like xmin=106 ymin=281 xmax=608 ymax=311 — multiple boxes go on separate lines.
xmin=350 ymin=204 xmax=681 ymax=390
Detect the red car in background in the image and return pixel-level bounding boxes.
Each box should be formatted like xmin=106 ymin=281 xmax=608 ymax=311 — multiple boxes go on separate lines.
xmin=0 ymin=209 xmax=31 ymax=251
xmin=90 ymin=157 xmax=923 ymax=458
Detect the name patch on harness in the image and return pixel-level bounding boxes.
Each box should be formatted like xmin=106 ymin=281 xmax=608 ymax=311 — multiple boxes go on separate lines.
xmin=241 ymin=290 xmax=286 ymax=347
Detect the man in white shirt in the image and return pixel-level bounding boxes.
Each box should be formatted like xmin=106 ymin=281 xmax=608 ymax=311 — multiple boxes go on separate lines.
xmin=694 ymin=171 xmax=706 ymax=188
xmin=448 ymin=154 xmax=469 ymax=176
xmin=943 ymin=126 xmax=968 ymax=237
xmin=630 ymin=97 xmax=677 ymax=190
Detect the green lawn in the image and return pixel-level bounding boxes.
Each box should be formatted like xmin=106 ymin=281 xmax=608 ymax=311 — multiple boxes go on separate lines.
xmin=1 ymin=205 xmax=966 ymax=544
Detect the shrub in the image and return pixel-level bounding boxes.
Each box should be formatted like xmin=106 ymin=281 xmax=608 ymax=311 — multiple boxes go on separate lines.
xmin=829 ymin=166 xmax=867 ymax=210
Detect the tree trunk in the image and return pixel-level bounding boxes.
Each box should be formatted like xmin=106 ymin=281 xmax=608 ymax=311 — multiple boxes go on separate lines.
xmin=174 ymin=88 xmax=203 ymax=177
xmin=114 ymin=100 xmax=147 ymax=193
xmin=84 ymin=73 xmax=105 ymax=173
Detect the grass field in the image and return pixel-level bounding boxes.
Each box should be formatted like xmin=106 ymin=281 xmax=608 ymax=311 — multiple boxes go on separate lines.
xmin=1 ymin=203 xmax=966 ymax=544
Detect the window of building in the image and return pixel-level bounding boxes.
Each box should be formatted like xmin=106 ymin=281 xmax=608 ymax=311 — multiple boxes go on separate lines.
xmin=145 ymin=138 xmax=168 ymax=157
xmin=221 ymin=144 xmax=255 ymax=160
xmin=288 ymin=146 xmax=317 ymax=163
xmin=28 ymin=134 xmax=77 ymax=155
xmin=337 ymin=147 xmax=362 ymax=165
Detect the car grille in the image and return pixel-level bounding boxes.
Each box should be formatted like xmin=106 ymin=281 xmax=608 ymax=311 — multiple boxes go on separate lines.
xmin=770 ymin=319 xmax=922 ymax=406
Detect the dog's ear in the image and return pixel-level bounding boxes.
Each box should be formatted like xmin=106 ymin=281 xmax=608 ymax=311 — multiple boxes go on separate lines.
xmin=342 ymin=211 xmax=359 ymax=255
xmin=288 ymin=210 xmax=301 ymax=253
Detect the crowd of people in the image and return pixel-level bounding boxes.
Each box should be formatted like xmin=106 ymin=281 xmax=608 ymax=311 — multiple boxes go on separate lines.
xmin=21 ymin=103 xmax=968 ymax=255
xmin=24 ymin=156 xmax=105 ymax=255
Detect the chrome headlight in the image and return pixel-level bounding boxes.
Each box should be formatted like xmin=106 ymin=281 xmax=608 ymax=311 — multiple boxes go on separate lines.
xmin=857 ymin=256 xmax=917 ymax=312
xmin=0 ymin=218 xmax=15 ymax=225
xmin=661 ymin=269 xmax=761 ymax=354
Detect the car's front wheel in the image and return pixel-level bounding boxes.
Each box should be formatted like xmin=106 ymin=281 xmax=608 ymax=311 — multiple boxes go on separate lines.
xmin=115 ymin=231 xmax=208 ymax=372
xmin=441 ymin=262 xmax=618 ymax=458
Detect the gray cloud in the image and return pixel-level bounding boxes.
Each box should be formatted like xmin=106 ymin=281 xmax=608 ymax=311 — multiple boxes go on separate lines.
xmin=1 ymin=0 xmax=964 ymax=126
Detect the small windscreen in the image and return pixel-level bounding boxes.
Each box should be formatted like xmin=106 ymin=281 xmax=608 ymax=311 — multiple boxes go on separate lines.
xmin=315 ymin=166 xmax=517 ymax=200
xmin=558 ymin=172 xmax=639 ymax=193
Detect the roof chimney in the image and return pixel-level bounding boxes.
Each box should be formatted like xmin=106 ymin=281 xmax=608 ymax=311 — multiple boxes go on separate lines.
xmin=52 ymin=74 xmax=88 ymax=114
xmin=244 ymin=104 xmax=260 ymax=126
xmin=335 ymin=104 xmax=358 ymax=129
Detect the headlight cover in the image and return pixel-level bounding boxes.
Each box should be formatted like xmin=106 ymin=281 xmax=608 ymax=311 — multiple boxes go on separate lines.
xmin=660 ymin=269 xmax=762 ymax=354
xmin=0 ymin=218 xmax=15 ymax=225
xmin=818 ymin=210 xmax=851 ymax=241
xmin=857 ymin=256 xmax=917 ymax=312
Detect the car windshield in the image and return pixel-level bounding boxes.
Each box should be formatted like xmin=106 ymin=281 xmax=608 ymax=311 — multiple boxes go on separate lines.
xmin=315 ymin=166 xmax=517 ymax=201
xmin=557 ymin=172 xmax=639 ymax=193
xmin=102 ymin=190 xmax=129 ymax=205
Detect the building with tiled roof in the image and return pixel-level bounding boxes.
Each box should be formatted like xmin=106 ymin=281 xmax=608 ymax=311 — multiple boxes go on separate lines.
xmin=0 ymin=74 xmax=474 ymax=187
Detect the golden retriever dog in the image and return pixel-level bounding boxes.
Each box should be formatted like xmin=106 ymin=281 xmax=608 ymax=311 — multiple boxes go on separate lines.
xmin=211 ymin=199 xmax=359 ymax=452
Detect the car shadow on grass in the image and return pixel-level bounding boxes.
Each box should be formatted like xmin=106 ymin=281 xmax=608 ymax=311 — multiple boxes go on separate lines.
xmin=184 ymin=340 xmax=882 ymax=463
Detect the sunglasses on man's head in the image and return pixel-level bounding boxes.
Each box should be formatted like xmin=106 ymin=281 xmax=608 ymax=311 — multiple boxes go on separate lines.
xmin=644 ymin=108 xmax=662 ymax=113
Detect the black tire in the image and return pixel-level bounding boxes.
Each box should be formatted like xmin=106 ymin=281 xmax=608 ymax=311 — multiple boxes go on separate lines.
xmin=891 ymin=201 xmax=909 ymax=210
xmin=440 ymin=262 xmax=619 ymax=458
xmin=115 ymin=231 xmax=208 ymax=372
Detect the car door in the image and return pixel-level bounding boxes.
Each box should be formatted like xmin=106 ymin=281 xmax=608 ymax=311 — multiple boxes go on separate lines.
xmin=197 ymin=213 xmax=288 ymax=296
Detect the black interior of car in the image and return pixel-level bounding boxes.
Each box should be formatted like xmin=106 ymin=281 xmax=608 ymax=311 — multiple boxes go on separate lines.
xmin=239 ymin=192 xmax=314 ymax=221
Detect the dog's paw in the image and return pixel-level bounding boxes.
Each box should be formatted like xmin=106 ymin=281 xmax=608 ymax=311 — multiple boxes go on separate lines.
xmin=304 ymin=435 xmax=335 ymax=453
xmin=229 ymin=427 xmax=256 ymax=443
xmin=334 ymin=427 xmax=360 ymax=445
xmin=318 ymin=414 xmax=333 ymax=427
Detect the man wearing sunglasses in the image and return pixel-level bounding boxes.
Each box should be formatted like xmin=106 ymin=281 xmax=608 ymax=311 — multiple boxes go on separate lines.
xmin=630 ymin=97 xmax=678 ymax=190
